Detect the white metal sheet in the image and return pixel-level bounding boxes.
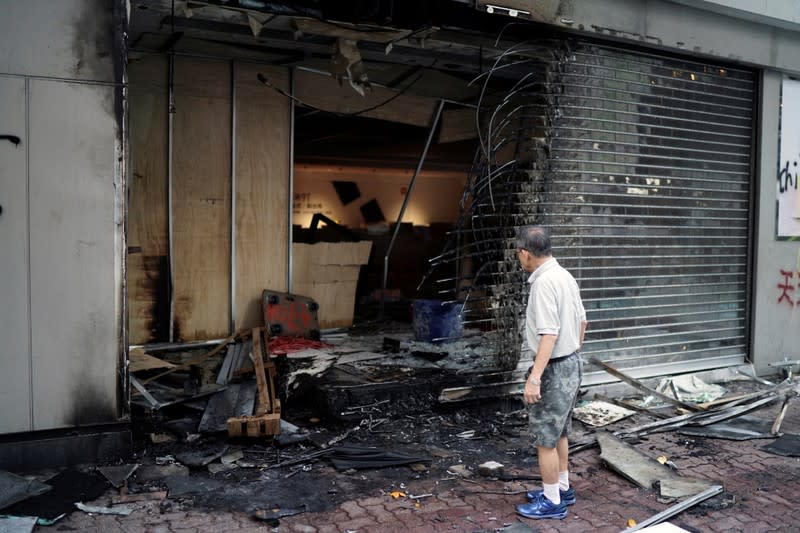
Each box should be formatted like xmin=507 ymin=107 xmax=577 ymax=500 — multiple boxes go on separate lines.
xmin=28 ymin=79 xmax=119 ymax=429
xmin=0 ymin=0 xmax=116 ymax=82
xmin=0 ymin=76 xmax=32 ymax=433
xmin=777 ymin=78 xmax=800 ymax=238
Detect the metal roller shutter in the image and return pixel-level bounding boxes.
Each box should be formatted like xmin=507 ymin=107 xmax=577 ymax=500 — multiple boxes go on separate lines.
xmin=428 ymin=40 xmax=754 ymax=378
xmin=550 ymin=43 xmax=755 ymax=377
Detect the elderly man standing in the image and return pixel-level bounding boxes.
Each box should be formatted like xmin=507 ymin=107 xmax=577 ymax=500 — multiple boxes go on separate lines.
xmin=514 ymin=225 xmax=587 ymax=520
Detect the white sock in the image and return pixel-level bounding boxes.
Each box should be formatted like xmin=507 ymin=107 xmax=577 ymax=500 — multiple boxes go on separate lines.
xmin=542 ymin=482 xmax=561 ymax=504
xmin=558 ymin=471 xmax=570 ymax=491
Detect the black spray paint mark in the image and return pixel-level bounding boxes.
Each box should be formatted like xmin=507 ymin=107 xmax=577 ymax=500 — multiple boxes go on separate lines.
xmin=778 ymin=157 xmax=799 ymax=194
xmin=1 ymin=135 xmax=21 ymax=146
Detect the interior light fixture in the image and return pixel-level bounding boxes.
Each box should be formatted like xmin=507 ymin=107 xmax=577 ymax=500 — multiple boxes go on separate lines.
xmin=484 ymin=4 xmax=530 ymax=18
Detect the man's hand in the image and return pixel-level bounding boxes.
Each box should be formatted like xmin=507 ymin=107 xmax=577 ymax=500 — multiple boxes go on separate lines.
xmin=524 ymin=381 xmax=542 ymax=404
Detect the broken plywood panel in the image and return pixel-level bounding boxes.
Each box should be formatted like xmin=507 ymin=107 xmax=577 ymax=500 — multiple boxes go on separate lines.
xmin=129 ymin=348 xmax=176 ymax=373
xmin=235 ymin=63 xmax=289 ymax=331
xmin=172 ymin=57 xmax=232 ymax=340
xmin=596 ymin=432 xmax=716 ymax=498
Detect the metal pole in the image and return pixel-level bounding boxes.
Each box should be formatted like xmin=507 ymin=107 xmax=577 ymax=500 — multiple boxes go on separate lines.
xmin=167 ymin=52 xmax=175 ymax=342
xmin=381 ymin=99 xmax=445 ymax=317
xmin=288 ymin=68 xmax=295 ymax=292
xmin=25 ymin=76 xmax=33 ymax=430
xmin=229 ymin=60 xmax=237 ymax=335
xmin=623 ymin=485 xmax=723 ymax=532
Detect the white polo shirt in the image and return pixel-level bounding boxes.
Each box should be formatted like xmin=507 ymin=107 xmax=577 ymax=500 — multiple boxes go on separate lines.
xmin=525 ymin=257 xmax=586 ymax=359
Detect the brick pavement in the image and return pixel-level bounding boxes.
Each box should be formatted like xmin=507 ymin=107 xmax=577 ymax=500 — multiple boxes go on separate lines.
xmin=53 ymin=395 xmax=800 ymax=533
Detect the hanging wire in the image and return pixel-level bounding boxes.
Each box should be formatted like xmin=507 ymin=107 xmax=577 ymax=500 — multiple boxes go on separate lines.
xmin=421 ymin=38 xmax=574 ymax=370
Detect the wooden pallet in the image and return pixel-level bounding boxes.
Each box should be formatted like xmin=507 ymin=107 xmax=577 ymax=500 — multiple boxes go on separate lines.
xmin=227 ymin=327 xmax=281 ymax=437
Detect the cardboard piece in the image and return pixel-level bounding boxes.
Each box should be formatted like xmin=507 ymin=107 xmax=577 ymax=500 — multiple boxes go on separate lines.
xmin=573 ymin=400 xmax=636 ymax=427
xmin=292 ymin=241 xmax=372 ymax=328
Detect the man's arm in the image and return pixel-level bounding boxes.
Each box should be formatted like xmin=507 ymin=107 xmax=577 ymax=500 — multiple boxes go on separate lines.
xmin=580 ymin=320 xmax=588 ymax=346
xmin=524 ymin=334 xmax=557 ymax=404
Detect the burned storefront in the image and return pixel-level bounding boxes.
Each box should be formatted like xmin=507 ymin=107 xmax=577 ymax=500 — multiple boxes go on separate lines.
xmin=123 ymin=0 xmax=756 ymax=395
xmin=2 ymin=0 xmax=800 ymax=529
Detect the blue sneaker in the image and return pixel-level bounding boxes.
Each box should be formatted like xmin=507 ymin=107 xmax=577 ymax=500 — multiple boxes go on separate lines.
xmin=526 ymin=486 xmax=576 ymax=506
xmin=515 ymin=494 xmax=568 ymax=520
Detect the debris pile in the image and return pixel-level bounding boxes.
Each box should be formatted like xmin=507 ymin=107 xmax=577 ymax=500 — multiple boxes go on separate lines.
xmin=2 ymin=311 xmax=800 ymax=532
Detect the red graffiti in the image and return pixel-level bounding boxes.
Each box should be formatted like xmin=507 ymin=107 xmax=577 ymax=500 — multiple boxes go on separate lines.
xmin=778 ymin=269 xmax=796 ymax=306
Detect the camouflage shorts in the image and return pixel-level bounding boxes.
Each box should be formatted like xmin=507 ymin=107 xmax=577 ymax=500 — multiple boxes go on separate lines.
xmin=525 ymin=353 xmax=582 ymax=448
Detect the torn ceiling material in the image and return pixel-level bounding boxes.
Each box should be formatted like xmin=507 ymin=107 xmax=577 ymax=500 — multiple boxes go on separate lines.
xmin=129 ymin=0 xmax=548 ymax=107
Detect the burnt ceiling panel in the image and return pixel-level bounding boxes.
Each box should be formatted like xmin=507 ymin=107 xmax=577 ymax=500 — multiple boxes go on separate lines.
xmin=129 ymin=0 xmax=557 ymax=88
xmin=127 ymin=0 xmax=555 ymax=168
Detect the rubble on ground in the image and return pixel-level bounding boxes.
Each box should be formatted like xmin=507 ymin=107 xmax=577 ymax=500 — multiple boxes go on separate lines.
xmin=3 ymin=315 xmax=800 ymax=530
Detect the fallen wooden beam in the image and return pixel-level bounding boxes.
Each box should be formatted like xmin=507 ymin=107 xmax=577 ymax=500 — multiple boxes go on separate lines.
xmin=589 ymin=358 xmax=702 ymax=412
xmin=226 ymin=327 xmax=281 ymax=437
xmin=771 ymin=397 xmax=792 ymax=434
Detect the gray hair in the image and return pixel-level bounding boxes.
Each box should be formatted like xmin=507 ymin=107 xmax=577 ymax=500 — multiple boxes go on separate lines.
xmin=515 ymin=226 xmax=552 ymax=257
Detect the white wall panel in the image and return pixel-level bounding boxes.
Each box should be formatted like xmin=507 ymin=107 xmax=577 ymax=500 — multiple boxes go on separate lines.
xmin=752 ymin=71 xmax=800 ymax=374
xmin=0 ymin=0 xmax=116 ymax=82
xmin=28 ymin=79 xmax=119 ymax=429
xmin=0 ymin=76 xmax=32 ymax=433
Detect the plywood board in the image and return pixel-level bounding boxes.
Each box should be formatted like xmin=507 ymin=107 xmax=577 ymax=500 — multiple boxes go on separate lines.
xmin=172 ymin=57 xmax=231 ymax=340
xmin=235 ymin=63 xmax=290 ymax=331
xmin=129 ymin=348 xmax=176 ymax=373
xmin=295 ymin=69 xmax=437 ymax=127
xmin=293 ymin=280 xmax=359 ymax=328
xmin=127 ymin=55 xmax=170 ymax=344
xmin=291 ymin=242 xmax=372 ymax=327
xmin=293 ymin=242 xmax=372 ymax=266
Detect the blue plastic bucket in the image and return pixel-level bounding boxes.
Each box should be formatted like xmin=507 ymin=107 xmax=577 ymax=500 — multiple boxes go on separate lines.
xmin=412 ymin=299 xmax=463 ymax=343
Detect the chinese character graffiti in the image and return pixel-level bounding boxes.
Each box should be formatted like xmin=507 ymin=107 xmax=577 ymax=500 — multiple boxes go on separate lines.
xmin=778 ymin=269 xmax=795 ymax=307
